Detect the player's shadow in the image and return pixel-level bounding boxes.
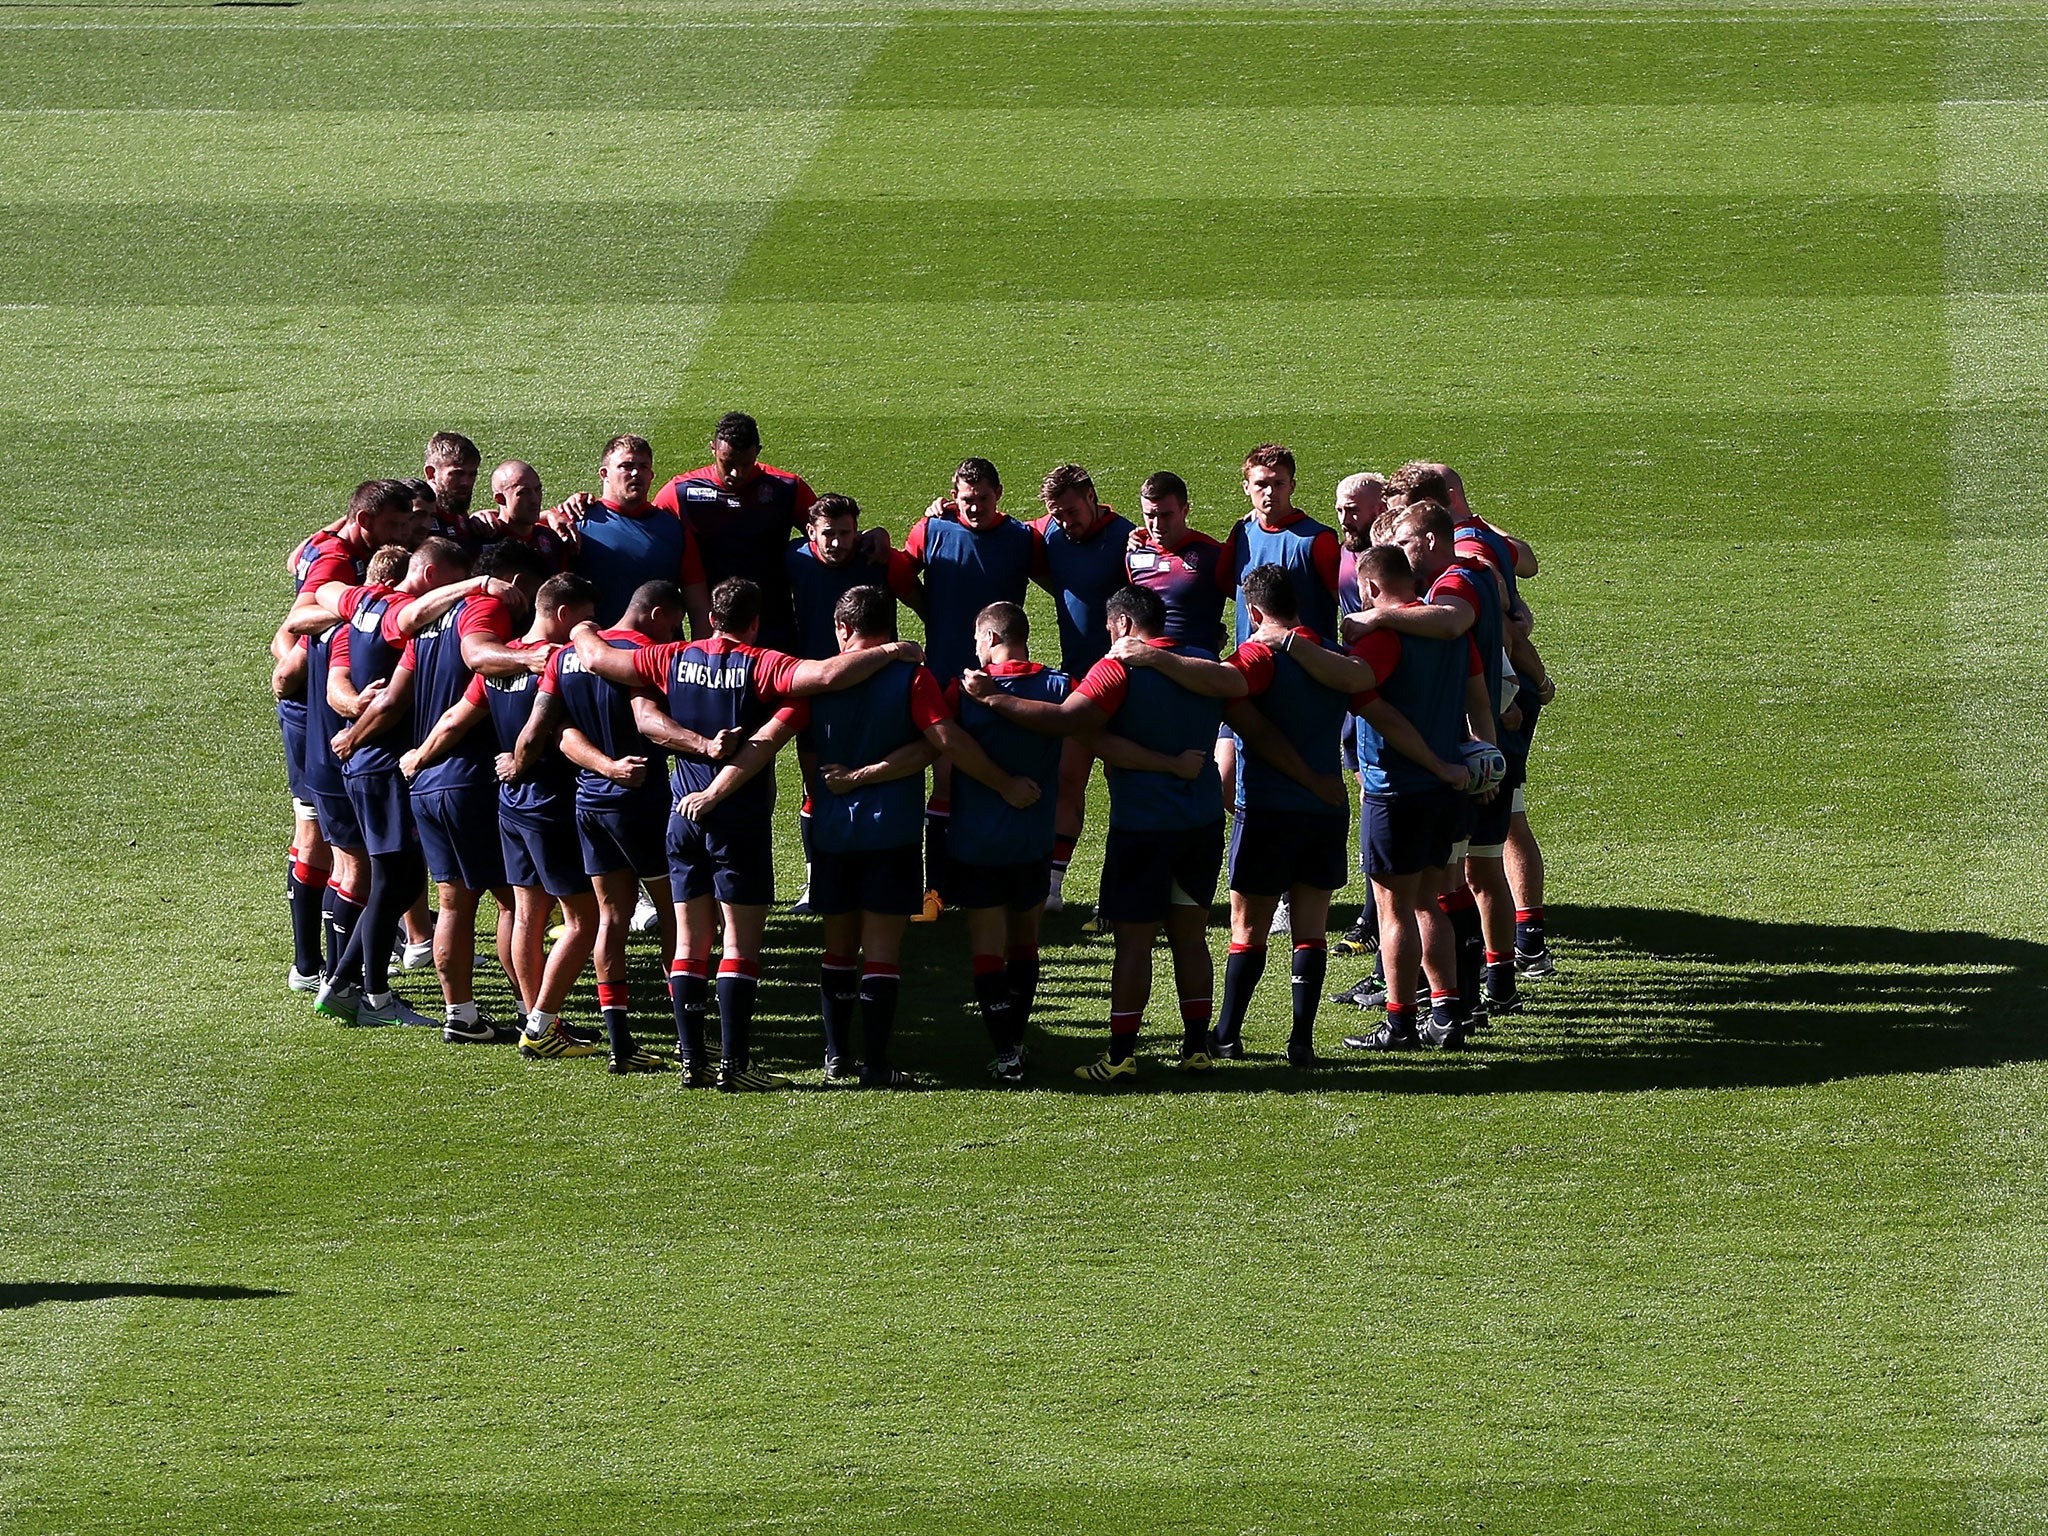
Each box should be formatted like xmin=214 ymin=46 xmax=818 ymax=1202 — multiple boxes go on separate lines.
xmin=0 ymin=1282 xmax=288 ymax=1312
xmin=739 ymin=904 xmax=2048 ymax=1093
xmin=1181 ymin=903 xmax=2048 ymax=1096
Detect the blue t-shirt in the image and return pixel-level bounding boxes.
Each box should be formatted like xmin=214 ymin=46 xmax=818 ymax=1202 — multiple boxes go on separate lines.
xmin=406 ymin=596 xmax=505 ymax=795
xmin=948 ymin=662 xmax=1070 ymax=866
xmin=1031 ymin=509 xmax=1135 ymax=677
xmin=572 ymin=502 xmax=694 ymax=629
xmin=809 ymin=660 xmax=949 ymax=853
xmin=1229 ymin=632 xmax=1354 ymax=820
xmin=626 ymin=634 xmax=809 ymax=830
xmin=905 ymin=513 xmax=1036 ymax=681
xmin=1355 ymin=630 xmax=1472 ymax=798
xmin=478 ymin=653 xmax=573 ymax=821
xmin=1076 ymin=639 xmax=1226 ymax=832
xmin=337 ymin=587 xmax=412 ymax=779
xmin=1228 ymin=510 xmax=1340 ymax=645
xmin=542 ymin=628 xmax=669 ymax=816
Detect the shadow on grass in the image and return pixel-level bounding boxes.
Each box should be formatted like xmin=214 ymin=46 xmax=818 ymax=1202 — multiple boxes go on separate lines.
xmin=0 ymin=1282 xmax=289 ymax=1312
xmin=739 ymin=902 xmax=2048 ymax=1095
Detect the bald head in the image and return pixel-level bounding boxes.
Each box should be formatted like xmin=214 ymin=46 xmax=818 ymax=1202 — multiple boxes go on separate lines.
xmin=491 ymin=459 xmax=543 ymax=529
xmin=1334 ymin=471 xmax=1389 ymax=549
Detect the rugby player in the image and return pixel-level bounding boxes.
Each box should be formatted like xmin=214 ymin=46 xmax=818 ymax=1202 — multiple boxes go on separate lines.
xmin=559 ymin=434 xmax=712 ymax=634
xmin=651 ymin=411 xmax=820 ymax=654
xmin=396 ymin=541 xmax=556 ymax=1044
xmin=903 ymin=458 xmax=1040 ymax=922
xmin=465 ymin=460 xmax=571 ymax=574
xmin=313 ymin=537 xmax=479 ymax=1028
xmin=965 ymin=585 xmax=1243 ymax=1083
xmin=1330 ymin=471 xmax=1389 ymax=958
xmin=507 ymin=580 xmax=691 ymax=1073
xmin=784 ymin=493 xmax=924 ymax=914
xmin=421 ymin=431 xmax=482 ymax=541
xmin=1124 ymin=470 xmax=1229 ymax=654
xmin=1028 ymin=464 xmax=1133 ymax=913
xmin=806 ymin=586 xmax=952 ymax=1088
xmin=570 ymin=577 xmax=926 ymax=1090
xmin=1284 ymin=543 xmax=1496 ymax=1049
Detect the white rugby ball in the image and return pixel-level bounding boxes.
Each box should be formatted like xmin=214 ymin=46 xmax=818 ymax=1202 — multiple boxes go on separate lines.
xmin=1459 ymin=740 xmax=1507 ymax=796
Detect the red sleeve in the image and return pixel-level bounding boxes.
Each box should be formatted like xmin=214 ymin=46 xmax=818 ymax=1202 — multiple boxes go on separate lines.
xmin=537 ymin=648 xmax=565 ymax=696
xmin=774 ymin=699 xmax=810 ymax=731
xmin=459 ymin=594 xmax=514 ymax=641
xmin=1468 ymin=637 xmax=1484 ymax=677
xmin=1029 ymin=516 xmax=1052 ymax=584
xmin=400 ymin=638 xmax=419 ymax=670
xmin=330 ymin=625 xmax=351 ymax=670
xmin=628 ymin=641 xmax=683 ymax=692
xmin=1074 ymin=656 xmax=1128 ymax=718
xmin=1214 ymin=538 xmax=1238 ymax=594
xmin=463 ymin=674 xmax=487 ymax=707
xmin=652 ymin=478 xmax=683 ymax=516
xmin=679 ymin=521 xmax=705 ymax=587
xmin=752 ymin=648 xmax=804 ymax=703
xmin=1349 ymin=629 xmax=1402 ymax=684
xmin=301 ymin=550 xmax=356 ymax=593
xmin=908 ymin=666 xmax=951 ymax=730
xmin=1349 ymin=688 xmax=1379 ymax=712
xmin=789 ymin=475 xmax=817 ymax=526
xmin=335 ymin=584 xmax=366 ymax=622
xmin=903 ymin=517 xmax=928 ymax=569
xmin=1433 ymin=570 xmax=1481 ymax=617
xmin=884 ymin=549 xmax=922 ymax=604
xmin=1310 ymin=530 xmax=1341 ymax=593
xmin=380 ymin=597 xmax=414 ymax=646
xmin=1227 ymin=642 xmax=1276 ymax=696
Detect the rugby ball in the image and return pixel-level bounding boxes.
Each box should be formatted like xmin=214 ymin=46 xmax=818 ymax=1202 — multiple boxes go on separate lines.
xmin=1459 ymin=740 xmax=1507 ymax=796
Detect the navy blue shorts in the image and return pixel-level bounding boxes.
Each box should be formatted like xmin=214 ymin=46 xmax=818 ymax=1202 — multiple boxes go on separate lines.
xmin=1098 ymin=821 xmax=1225 ymax=925
xmin=1229 ymin=807 xmax=1349 ymax=897
xmin=344 ymin=767 xmax=417 ymax=857
xmin=1361 ymin=788 xmax=1463 ymax=880
xmin=501 ymin=805 xmax=587 ymax=898
xmin=667 ymin=811 xmax=776 ymax=906
xmin=278 ymin=698 xmax=312 ymax=804
xmin=810 ymin=842 xmax=922 ymax=917
xmin=1338 ymin=715 xmax=1359 ymax=775
xmin=312 ymin=787 xmax=364 ymax=851
xmin=576 ymin=798 xmax=669 ymax=879
xmin=414 ymin=783 xmax=506 ymax=892
xmin=950 ymin=857 xmax=1052 ymax=913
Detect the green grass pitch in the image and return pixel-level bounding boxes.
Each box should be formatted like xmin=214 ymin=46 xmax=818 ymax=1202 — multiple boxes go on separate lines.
xmin=5 ymin=2 xmax=2048 ymax=1530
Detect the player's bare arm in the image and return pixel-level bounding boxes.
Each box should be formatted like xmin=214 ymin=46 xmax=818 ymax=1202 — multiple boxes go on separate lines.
xmin=393 ymin=576 xmax=509 ymax=641
xmin=819 ymin=736 xmax=939 ymax=794
xmin=783 ymin=638 xmax=925 ymax=696
xmin=627 ymin=692 xmax=745 ymax=764
xmin=1082 ymin=734 xmax=1209 ymax=782
xmin=1224 ymin=698 xmax=1346 ymax=809
xmin=1257 ymin=626 xmax=1383 ymax=693
xmin=558 ymin=725 xmax=645 ymax=789
xmin=504 ymin=687 xmax=565 ymax=779
xmin=923 ymin=719 xmax=1040 ymax=811
xmin=1107 ymin=635 xmax=1252 ymax=699
xmin=400 ymin=695 xmax=487 ymax=780
xmin=1465 ymin=672 xmax=1499 ymax=748
xmin=1344 ymin=595 xmax=1473 ymax=643
xmin=1356 ymin=695 xmax=1468 ymax=788
xmin=961 ymin=674 xmax=1108 ymax=737
xmin=332 ymin=666 xmax=411 ymax=760
xmin=677 ymin=713 xmax=802 ymax=823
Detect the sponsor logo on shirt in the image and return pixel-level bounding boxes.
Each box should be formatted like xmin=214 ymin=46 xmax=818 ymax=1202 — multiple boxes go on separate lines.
xmin=683 ymin=485 xmax=719 ymax=502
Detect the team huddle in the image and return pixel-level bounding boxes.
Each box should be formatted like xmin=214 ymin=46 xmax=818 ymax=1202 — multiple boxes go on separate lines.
xmin=270 ymin=414 xmax=1558 ymax=1089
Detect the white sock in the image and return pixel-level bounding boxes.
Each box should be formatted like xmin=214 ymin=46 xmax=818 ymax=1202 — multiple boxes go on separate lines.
xmin=447 ymin=1001 xmax=479 ymax=1026
xmin=1049 ymin=867 xmax=1066 ymax=896
xmin=526 ymin=1008 xmax=557 ymax=1038
xmin=365 ymin=990 xmax=393 ymax=1009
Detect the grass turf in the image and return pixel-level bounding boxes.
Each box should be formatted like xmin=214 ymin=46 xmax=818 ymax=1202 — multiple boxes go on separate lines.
xmin=4 ymin=4 xmax=2048 ymax=1532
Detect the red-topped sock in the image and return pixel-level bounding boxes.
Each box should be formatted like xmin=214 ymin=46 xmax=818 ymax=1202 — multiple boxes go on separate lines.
xmin=669 ymin=957 xmax=710 ymax=1063
xmin=819 ymin=953 xmax=859 ymax=1064
xmin=1108 ymin=1009 xmax=1142 ymax=1064
xmin=1004 ymin=944 xmax=1041 ymax=1039
xmin=1217 ymin=942 xmax=1267 ymax=1049
xmin=1484 ymin=949 xmax=1517 ymax=1006
xmin=287 ymin=847 xmax=328 ymax=977
xmin=859 ymin=961 xmax=901 ymax=1074
xmin=1290 ymin=941 xmax=1327 ymax=1049
xmin=716 ymin=956 xmax=760 ymax=1070
xmin=597 ymin=980 xmax=633 ymax=1057
xmin=970 ymin=952 xmax=1013 ymax=1050
xmin=1179 ymin=995 xmax=1213 ymax=1057
xmin=1515 ymin=906 xmax=1546 ymax=954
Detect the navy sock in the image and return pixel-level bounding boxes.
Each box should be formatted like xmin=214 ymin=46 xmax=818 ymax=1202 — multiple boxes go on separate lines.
xmin=820 ymin=954 xmax=859 ymax=1062
xmin=1216 ymin=943 xmax=1267 ymax=1047
xmin=1485 ymin=953 xmax=1517 ymax=1005
xmin=1515 ymin=907 xmax=1546 ymax=954
xmin=598 ymin=981 xmax=633 ymax=1057
xmin=323 ymin=883 xmax=362 ymax=979
xmin=716 ymin=960 xmax=759 ymax=1070
xmin=1004 ymin=946 xmax=1040 ymax=1038
xmin=287 ymin=852 xmax=327 ymax=975
xmin=859 ymin=964 xmax=900 ymax=1071
xmin=1290 ymin=942 xmax=1326 ymax=1047
xmin=669 ymin=962 xmax=709 ymax=1062
xmin=971 ymin=957 xmax=1013 ymax=1050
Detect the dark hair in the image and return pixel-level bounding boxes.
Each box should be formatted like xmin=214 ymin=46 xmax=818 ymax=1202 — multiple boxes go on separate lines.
xmin=626 ymin=579 xmax=686 ymax=618
xmin=1239 ymin=564 xmax=1299 ymax=623
xmin=1393 ymin=498 xmax=1455 ymax=541
xmin=366 ymin=545 xmax=410 ymax=586
xmin=425 ymin=431 xmax=480 ymax=468
xmin=602 ymin=433 xmax=652 ymax=464
xmin=476 ymin=539 xmax=550 ymax=585
xmin=712 ymin=412 xmax=761 ymax=455
xmin=977 ymin=601 xmax=1029 ymax=647
xmin=535 ymin=573 xmax=598 ymax=613
xmin=348 ymin=478 xmax=413 ymax=522
xmin=1105 ymin=584 xmax=1166 ymax=636
xmin=414 ymin=535 xmax=471 ymax=574
xmin=1389 ymin=461 xmax=1454 ymax=504
xmin=710 ymin=577 xmax=763 ymax=635
xmin=807 ymin=492 xmax=861 ymax=526
xmin=1243 ymin=443 xmax=1296 ymax=478
xmin=1040 ymin=464 xmax=1095 ymax=503
xmin=402 ymin=476 xmax=437 ymax=506
xmin=1360 ymin=544 xmax=1415 ymax=589
xmin=954 ymin=457 xmax=1001 ymax=493
xmin=1140 ymin=470 xmax=1188 ymax=504
xmin=833 ymin=584 xmax=896 ymax=639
